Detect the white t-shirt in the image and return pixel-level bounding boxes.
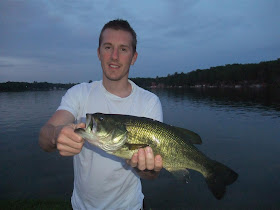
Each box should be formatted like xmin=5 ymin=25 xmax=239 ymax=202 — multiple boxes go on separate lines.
xmin=57 ymin=80 xmax=163 ymax=210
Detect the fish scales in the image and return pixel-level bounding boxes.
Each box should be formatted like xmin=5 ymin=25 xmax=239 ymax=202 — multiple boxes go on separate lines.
xmin=115 ymin=115 xmax=212 ymax=174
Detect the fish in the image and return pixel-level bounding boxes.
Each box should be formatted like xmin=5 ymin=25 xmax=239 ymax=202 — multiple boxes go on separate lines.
xmin=75 ymin=113 xmax=238 ymax=200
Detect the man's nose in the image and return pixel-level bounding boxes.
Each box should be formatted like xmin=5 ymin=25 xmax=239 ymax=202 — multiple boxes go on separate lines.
xmin=111 ymin=48 xmax=119 ymax=60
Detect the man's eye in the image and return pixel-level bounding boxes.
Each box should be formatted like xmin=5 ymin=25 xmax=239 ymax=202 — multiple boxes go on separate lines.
xmin=121 ymin=48 xmax=127 ymax=52
xmin=105 ymin=46 xmax=111 ymax=50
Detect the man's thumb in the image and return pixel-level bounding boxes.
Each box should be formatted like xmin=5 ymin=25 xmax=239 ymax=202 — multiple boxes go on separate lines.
xmin=76 ymin=123 xmax=86 ymax=129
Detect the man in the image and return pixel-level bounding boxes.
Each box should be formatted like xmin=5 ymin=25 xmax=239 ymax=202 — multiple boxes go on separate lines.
xmin=39 ymin=19 xmax=163 ymax=209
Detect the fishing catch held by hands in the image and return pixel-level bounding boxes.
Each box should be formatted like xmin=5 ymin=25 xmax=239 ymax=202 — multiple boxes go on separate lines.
xmin=75 ymin=113 xmax=238 ymax=200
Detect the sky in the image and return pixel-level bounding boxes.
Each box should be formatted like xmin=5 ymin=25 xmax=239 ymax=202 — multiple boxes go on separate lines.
xmin=0 ymin=0 xmax=279 ymax=83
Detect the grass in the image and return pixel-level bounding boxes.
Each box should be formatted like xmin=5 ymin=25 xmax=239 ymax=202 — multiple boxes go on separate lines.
xmin=0 ymin=199 xmax=72 ymax=210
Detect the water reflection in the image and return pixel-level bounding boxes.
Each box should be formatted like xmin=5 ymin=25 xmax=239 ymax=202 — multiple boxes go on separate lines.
xmin=151 ymin=87 xmax=280 ymax=118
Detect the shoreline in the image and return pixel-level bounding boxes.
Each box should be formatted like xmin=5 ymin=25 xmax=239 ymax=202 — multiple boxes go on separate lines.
xmin=0 ymin=199 xmax=72 ymax=209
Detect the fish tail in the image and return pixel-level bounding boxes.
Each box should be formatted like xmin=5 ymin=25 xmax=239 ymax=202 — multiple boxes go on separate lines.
xmin=205 ymin=161 xmax=238 ymax=200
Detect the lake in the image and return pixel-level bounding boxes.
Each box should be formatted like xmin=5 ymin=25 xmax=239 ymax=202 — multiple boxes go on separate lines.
xmin=0 ymin=87 xmax=280 ymax=209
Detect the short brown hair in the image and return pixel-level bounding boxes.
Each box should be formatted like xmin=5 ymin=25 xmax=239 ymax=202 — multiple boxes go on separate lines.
xmin=99 ymin=19 xmax=137 ymax=53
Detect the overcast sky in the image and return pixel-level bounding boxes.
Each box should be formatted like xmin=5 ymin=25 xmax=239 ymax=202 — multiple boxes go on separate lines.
xmin=0 ymin=0 xmax=279 ymax=83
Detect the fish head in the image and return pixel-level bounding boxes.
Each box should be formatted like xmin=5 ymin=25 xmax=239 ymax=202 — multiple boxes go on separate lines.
xmin=75 ymin=113 xmax=128 ymax=152
xmin=74 ymin=113 xmax=98 ymax=144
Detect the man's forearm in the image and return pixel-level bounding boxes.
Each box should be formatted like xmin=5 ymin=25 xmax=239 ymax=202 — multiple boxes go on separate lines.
xmin=39 ymin=124 xmax=57 ymax=152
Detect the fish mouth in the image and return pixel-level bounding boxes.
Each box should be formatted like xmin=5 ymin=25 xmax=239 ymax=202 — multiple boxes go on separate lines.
xmin=75 ymin=114 xmax=97 ymax=134
xmin=86 ymin=113 xmax=97 ymax=133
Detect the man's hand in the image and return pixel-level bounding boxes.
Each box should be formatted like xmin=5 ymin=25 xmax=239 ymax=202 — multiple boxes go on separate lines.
xmin=127 ymin=146 xmax=163 ymax=179
xmin=56 ymin=123 xmax=85 ymax=156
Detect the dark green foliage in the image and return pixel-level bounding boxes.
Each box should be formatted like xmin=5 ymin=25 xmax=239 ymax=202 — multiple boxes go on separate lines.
xmin=1 ymin=59 xmax=279 ymax=91
xmin=130 ymin=58 xmax=280 ymax=88
xmin=0 ymin=81 xmax=76 ymax=92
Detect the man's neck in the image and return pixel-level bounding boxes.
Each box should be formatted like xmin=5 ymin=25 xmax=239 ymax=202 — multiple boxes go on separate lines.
xmin=102 ymin=79 xmax=132 ymax=98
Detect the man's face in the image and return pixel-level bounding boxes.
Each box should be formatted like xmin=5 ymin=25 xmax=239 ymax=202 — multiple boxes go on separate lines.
xmin=98 ymin=28 xmax=138 ymax=82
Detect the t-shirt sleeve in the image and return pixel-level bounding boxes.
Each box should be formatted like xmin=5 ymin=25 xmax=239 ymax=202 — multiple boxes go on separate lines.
xmin=57 ymin=84 xmax=86 ymax=119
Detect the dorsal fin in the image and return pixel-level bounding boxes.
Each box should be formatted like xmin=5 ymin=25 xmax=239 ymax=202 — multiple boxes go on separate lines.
xmin=173 ymin=126 xmax=202 ymax=144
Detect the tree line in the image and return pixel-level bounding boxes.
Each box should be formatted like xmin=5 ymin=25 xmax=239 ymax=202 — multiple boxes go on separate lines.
xmin=131 ymin=58 xmax=280 ymax=88
xmin=0 ymin=81 xmax=76 ymax=92
xmin=1 ymin=58 xmax=279 ymax=92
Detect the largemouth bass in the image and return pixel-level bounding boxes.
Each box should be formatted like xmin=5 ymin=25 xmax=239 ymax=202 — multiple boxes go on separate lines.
xmin=75 ymin=113 xmax=238 ymax=199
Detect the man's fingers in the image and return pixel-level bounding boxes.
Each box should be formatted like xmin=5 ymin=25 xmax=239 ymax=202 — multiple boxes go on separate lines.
xmin=57 ymin=145 xmax=80 ymax=156
xmin=55 ymin=124 xmax=85 ymax=156
xmin=154 ymin=155 xmax=163 ymax=172
xmin=145 ymin=147 xmax=155 ymax=170
xmin=60 ymin=125 xmax=83 ymax=143
xmin=57 ymin=136 xmax=83 ymax=153
xmin=76 ymin=123 xmax=86 ymax=129
xmin=127 ymin=152 xmax=138 ymax=167
xmin=57 ymin=135 xmax=84 ymax=149
xmin=137 ymin=148 xmax=146 ymax=170
xmin=127 ymin=147 xmax=163 ymax=173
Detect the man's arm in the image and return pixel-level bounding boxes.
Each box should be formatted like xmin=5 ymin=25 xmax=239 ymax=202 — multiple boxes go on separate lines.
xmin=39 ymin=110 xmax=85 ymax=156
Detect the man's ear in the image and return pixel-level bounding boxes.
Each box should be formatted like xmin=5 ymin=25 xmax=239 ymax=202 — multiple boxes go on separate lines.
xmin=97 ymin=48 xmax=101 ymax=60
xmin=131 ymin=51 xmax=138 ymax=65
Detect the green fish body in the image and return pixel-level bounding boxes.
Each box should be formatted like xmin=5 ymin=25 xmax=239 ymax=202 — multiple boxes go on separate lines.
xmin=75 ymin=113 xmax=238 ymax=200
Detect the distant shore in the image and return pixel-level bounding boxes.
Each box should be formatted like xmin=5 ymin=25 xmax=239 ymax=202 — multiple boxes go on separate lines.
xmin=0 ymin=81 xmax=278 ymax=92
xmin=0 ymin=81 xmax=77 ymax=92
xmin=0 ymin=199 xmax=72 ymax=210
xmin=1 ymin=58 xmax=279 ymax=92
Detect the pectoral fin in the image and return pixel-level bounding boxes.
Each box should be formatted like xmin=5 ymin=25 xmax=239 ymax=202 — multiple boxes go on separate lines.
xmin=125 ymin=143 xmax=149 ymax=150
xmin=110 ymin=143 xmax=149 ymax=159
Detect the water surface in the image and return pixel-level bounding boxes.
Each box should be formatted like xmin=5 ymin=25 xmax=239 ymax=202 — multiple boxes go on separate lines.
xmin=0 ymin=88 xmax=279 ymax=209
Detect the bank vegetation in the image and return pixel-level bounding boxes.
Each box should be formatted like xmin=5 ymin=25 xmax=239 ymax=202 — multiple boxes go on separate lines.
xmin=1 ymin=58 xmax=279 ymax=92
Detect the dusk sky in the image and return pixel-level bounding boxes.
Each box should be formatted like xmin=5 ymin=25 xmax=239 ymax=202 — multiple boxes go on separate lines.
xmin=1 ymin=0 xmax=279 ymax=83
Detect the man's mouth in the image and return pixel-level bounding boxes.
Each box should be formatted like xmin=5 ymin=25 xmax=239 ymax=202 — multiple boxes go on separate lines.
xmin=109 ymin=64 xmax=120 ymax=69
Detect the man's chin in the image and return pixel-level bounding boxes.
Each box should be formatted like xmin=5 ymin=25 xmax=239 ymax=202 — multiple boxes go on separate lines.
xmin=103 ymin=72 xmax=129 ymax=82
xmin=104 ymin=75 xmax=123 ymax=82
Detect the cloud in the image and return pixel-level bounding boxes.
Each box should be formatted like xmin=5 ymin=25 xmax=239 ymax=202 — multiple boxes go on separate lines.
xmin=0 ymin=0 xmax=279 ymax=82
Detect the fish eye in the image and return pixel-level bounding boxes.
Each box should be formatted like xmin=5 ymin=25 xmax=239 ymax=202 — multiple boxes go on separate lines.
xmin=113 ymin=138 xmax=119 ymax=143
